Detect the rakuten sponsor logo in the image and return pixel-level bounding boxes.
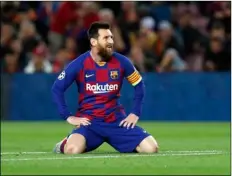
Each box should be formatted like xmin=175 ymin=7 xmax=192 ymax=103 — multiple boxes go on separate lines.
xmin=86 ymin=83 xmax=118 ymax=94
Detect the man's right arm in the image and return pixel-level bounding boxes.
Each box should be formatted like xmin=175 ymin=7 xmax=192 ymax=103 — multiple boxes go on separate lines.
xmin=51 ymin=60 xmax=79 ymax=120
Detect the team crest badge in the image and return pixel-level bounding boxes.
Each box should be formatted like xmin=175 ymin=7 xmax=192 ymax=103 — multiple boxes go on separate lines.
xmin=110 ymin=71 xmax=118 ymax=79
xmin=58 ymin=71 xmax=65 ymax=80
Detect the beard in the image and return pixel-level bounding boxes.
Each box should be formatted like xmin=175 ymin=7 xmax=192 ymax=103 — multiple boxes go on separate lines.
xmin=97 ymin=43 xmax=113 ymax=62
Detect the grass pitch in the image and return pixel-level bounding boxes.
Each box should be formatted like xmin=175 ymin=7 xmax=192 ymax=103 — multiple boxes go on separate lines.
xmin=1 ymin=121 xmax=230 ymax=175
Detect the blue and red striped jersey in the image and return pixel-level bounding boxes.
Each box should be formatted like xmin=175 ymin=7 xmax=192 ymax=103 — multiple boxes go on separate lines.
xmin=52 ymin=51 xmax=142 ymax=122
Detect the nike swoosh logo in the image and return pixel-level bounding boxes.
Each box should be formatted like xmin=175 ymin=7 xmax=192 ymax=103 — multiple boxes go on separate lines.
xmin=85 ymin=74 xmax=94 ymax=78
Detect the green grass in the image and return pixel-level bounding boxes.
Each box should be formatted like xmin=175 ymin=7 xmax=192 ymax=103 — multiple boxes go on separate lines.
xmin=1 ymin=121 xmax=231 ymax=175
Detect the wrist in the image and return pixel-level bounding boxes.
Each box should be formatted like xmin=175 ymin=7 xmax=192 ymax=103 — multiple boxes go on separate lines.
xmin=63 ymin=112 xmax=72 ymax=120
xmin=131 ymin=109 xmax=140 ymax=117
xmin=66 ymin=116 xmax=75 ymax=124
xmin=130 ymin=112 xmax=140 ymax=118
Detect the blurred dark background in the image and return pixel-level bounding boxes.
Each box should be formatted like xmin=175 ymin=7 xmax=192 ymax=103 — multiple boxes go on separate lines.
xmin=1 ymin=1 xmax=231 ymax=74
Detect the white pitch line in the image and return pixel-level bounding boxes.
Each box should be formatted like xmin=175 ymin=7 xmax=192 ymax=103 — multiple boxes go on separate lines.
xmin=0 ymin=150 xmax=224 ymax=155
xmin=1 ymin=152 xmax=227 ymax=162
xmin=1 ymin=151 xmax=49 ymax=155
xmin=164 ymin=150 xmax=224 ymax=153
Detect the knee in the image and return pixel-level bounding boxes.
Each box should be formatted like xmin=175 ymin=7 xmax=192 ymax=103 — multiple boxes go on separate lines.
xmin=146 ymin=143 xmax=159 ymax=153
xmin=64 ymin=144 xmax=83 ymax=155
xmin=137 ymin=137 xmax=159 ymax=153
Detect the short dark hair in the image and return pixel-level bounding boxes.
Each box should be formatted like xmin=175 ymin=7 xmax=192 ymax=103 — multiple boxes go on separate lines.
xmin=87 ymin=21 xmax=111 ymax=40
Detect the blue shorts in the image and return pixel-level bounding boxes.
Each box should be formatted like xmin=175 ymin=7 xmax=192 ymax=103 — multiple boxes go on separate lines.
xmin=68 ymin=116 xmax=150 ymax=153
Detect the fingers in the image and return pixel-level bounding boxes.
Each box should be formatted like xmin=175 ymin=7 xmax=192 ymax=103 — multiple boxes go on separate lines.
xmin=80 ymin=118 xmax=91 ymax=126
xmin=126 ymin=122 xmax=136 ymax=129
xmin=131 ymin=122 xmax=136 ymax=129
xmin=123 ymin=121 xmax=128 ymax=128
xmin=81 ymin=118 xmax=90 ymax=121
xmin=80 ymin=121 xmax=91 ymax=126
xmin=119 ymin=119 xmax=125 ymax=127
xmin=126 ymin=121 xmax=132 ymax=129
xmin=119 ymin=119 xmax=136 ymax=129
xmin=67 ymin=116 xmax=91 ymax=126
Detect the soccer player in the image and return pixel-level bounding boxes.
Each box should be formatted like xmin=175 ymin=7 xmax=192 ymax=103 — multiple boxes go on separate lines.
xmin=52 ymin=22 xmax=158 ymax=154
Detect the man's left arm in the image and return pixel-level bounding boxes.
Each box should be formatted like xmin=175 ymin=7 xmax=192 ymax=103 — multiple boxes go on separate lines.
xmin=119 ymin=57 xmax=145 ymax=128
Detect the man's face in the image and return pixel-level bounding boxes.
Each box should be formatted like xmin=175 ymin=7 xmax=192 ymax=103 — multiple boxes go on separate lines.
xmin=210 ymin=40 xmax=223 ymax=53
xmin=5 ymin=54 xmax=17 ymax=65
xmin=159 ymin=28 xmax=172 ymax=42
xmin=33 ymin=54 xmax=44 ymax=65
xmin=94 ymin=29 xmax=114 ymax=61
xmin=211 ymin=28 xmax=225 ymax=40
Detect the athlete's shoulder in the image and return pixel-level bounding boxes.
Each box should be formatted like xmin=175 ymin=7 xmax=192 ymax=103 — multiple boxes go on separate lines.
xmin=65 ymin=51 xmax=90 ymax=69
xmin=112 ymin=52 xmax=130 ymax=63
xmin=112 ymin=52 xmax=134 ymax=70
xmin=72 ymin=51 xmax=90 ymax=64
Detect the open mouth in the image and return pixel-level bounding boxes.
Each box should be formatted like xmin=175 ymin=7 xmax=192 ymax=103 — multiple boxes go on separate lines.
xmin=106 ymin=46 xmax=113 ymax=49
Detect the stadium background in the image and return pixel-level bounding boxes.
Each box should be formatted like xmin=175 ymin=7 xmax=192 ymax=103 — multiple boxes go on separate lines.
xmin=1 ymin=1 xmax=230 ymax=121
xmin=1 ymin=1 xmax=231 ymax=175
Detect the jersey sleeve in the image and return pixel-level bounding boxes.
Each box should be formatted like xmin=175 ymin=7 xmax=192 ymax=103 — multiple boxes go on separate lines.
xmin=51 ymin=59 xmax=81 ymax=120
xmin=53 ymin=60 xmax=80 ymax=92
xmin=122 ymin=57 xmax=142 ymax=86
